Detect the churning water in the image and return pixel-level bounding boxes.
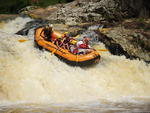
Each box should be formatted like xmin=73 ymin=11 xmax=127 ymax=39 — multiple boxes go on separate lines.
xmin=0 ymin=17 xmax=150 ymax=112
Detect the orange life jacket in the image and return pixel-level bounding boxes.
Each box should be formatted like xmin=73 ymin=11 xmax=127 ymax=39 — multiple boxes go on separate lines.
xmin=51 ymin=31 xmax=62 ymax=41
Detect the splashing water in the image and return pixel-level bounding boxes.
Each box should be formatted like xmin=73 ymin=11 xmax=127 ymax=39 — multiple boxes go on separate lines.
xmin=0 ymin=17 xmax=150 ymax=112
xmin=0 ymin=17 xmax=32 ymax=34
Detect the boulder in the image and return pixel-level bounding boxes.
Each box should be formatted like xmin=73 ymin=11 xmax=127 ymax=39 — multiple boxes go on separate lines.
xmin=96 ymin=20 xmax=150 ymax=62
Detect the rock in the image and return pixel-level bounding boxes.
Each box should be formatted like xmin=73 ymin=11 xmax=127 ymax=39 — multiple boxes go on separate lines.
xmin=16 ymin=19 xmax=50 ymax=35
xmin=46 ymin=0 xmax=117 ymax=24
xmin=118 ymin=0 xmax=150 ymax=18
xmin=97 ymin=22 xmax=150 ymax=62
xmin=23 ymin=0 xmax=149 ymax=25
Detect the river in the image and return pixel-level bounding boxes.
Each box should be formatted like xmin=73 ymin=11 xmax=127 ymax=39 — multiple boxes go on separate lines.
xmin=0 ymin=17 xmax=150 ymax=113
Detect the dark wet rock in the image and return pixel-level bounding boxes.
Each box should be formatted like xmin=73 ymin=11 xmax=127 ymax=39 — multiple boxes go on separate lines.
xmin=16 ymin=19 xmax=50 ymax=35
xmin=93 ymin=30 xmax=133 ymax=59
xmin=16 ymin=28 xmax=29 ymax=36
xmin=97 ymin=26 xmax=150 ymax=62
xmin=118 ymin=0 xmax=150 ymax=18
xmin=123 ymin=20 xmax=150 ymax=31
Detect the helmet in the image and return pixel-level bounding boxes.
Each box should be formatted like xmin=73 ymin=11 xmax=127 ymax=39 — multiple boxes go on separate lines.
xmin=49 ymin=24 xmax=53 ymax=28
xmin=70 ymin=39 xmax=77 ymax=45
xmin=45 ymin=24 xmax=53 ymax=29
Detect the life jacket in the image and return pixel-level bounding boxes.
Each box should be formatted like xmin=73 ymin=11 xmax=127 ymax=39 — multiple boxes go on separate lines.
xmin=73 ymin=47 xmax=79 ymax=54
xmin=51 ymin=31 xmax=62 ymax=41
xmin=77 ymin=41 xmax=89 ymax=49
xmin=79 ymin=43 xmax=89 ymax=49
xmin=72 ymin=41 xmax=90 ymax=54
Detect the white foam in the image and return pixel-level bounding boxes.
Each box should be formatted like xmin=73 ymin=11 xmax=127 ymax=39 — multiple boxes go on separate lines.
xmin=0 ymin=17 xmax=32 ymax=34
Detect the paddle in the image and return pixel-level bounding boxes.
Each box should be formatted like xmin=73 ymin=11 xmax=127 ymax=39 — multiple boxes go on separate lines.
xmin=18 ymin=39 xmax=28 ymax=43
xmin=97 ymin=49 xmax=108 ymax=52
xmin=99 ymin=28 xmax=110 ymax=34
xmin=51 ymin=49 xmax=57 ymax=55
xmin=74 ymin=35 xmax=80 ymax=39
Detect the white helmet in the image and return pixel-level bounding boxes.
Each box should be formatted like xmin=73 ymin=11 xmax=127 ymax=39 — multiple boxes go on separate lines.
xmin=49 ymin=24 xmax=53 ymax=28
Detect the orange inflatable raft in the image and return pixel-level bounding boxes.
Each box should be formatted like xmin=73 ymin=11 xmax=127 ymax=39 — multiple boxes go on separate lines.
xmin=34 ymin=27 xmax=100 ymax=66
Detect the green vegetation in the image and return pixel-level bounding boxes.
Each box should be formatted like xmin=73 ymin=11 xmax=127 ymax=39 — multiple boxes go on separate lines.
xmin=0 ymin=0 xmax=74 ymax=14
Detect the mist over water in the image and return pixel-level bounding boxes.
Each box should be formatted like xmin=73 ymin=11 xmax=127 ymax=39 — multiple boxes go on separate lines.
xmin=0 ymin=17 xmax=150 ymax=112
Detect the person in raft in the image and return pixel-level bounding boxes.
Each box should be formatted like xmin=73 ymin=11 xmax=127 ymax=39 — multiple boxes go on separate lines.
xmin=69 ymin=39 xmax=78 ymax=53
xmin=70 ymin=36 xmax=93 ymax=54
xmin=40 ymin=24 xmax=53 ymax=41
xmin=40 ymin=24 xmax=62 ymax=47
xmin=59 ymin=32 xmax=71 ymax=50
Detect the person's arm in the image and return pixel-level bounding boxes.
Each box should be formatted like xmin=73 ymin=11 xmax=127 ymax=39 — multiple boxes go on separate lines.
xmin=65 ymin=43 xmax=70 ymax=50
xmin=52 ymin=38 xmax=57 ymax=44
xmin=59 ymin=38 xmax=65 ymax=47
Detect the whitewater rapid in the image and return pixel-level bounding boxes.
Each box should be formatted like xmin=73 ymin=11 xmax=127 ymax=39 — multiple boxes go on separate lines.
xmin=0 ymin=17 xmax=150 ymax=109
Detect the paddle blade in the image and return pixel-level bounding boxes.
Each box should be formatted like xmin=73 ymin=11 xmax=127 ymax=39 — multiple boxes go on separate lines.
xmin=99 ymin=28 xmax=110 ymax=34
xmin=18 ymin=39 xmax=27 ymax=43
xmin=98 ymin=49 xmax=108 ymax=52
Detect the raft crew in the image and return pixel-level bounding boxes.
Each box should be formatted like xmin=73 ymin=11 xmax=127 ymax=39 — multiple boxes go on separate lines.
xmin=59 ymin=35 xmax=93 ymax=55
xmin=40 ymin=24 xmax=93 ymax=55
